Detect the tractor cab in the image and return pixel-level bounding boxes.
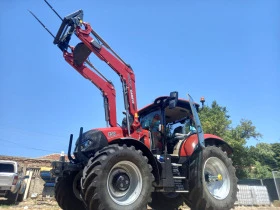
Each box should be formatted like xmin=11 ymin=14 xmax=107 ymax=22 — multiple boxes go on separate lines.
xmin=138 ymin=92 xmax=201 ymax=155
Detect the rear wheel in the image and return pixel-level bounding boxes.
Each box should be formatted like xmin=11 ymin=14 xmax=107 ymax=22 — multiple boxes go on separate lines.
xmin=185 ymin=146 xmax=238 ymax=210
xmin=149 ymin=192 xmax=184 ymax=210
xmin=7 ymin=191 xmax=18 ymax=204
xmin=55 ymin=172 xmax=86 ymax=210
xmin=82 ymin=144 xmax=154 ymax=210
xmin=17 ymin=193 xmax=24 ymax=202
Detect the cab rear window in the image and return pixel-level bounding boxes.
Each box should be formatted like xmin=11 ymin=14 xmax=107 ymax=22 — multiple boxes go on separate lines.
xmin=0 ymin=163 xmax=14 ymax=173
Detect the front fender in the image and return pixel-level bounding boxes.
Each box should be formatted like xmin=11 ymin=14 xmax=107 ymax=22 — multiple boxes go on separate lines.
xmin=179 ymin=134 xmax=233 ymax=157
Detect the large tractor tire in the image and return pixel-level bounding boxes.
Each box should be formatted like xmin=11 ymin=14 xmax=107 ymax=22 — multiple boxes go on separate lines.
xmin=55 ymin=172 xmax=86 ymax=210
xmin=82 ymin=144 xmax=154 ymax=210
xmin=149 ymin=192 xmax=184 ymax=210
xmin=185 ymin=146 xmax=238 ymax=210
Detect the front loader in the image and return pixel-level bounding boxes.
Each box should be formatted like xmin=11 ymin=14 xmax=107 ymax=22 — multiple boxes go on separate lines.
xmin=30 ymin=1 xmax=238 ymax=210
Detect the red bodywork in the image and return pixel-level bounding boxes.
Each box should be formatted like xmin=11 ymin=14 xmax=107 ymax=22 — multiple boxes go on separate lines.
xmin=53 ymin=14 xmax=229 ymax=159
xmin=180 ymin=134 xmax=229 ymax=157
xmin=97 ymin=127 xmax=151 ymax=150
xmin=63 ymin=52 xmax=117 ymax=127
xmin=63 ymin=22 xmax=139 ymax=130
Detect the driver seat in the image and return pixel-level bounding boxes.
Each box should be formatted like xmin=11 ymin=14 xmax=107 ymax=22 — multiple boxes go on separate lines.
xmin=172 ymin=126 xmax=184 ymax=156
xmin=173 ymin=126 xmax=183 ymax=136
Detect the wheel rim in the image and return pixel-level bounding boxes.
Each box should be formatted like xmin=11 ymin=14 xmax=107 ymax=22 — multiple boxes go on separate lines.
xmin=107 ymin=161 xmax=142 ymax=205
xmin=203 ymin=157 xmax=230 ymax=200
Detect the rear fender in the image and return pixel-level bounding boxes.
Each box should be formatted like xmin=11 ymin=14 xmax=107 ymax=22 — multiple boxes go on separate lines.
xmin=179 ymin=134 xmax=233 ymax=157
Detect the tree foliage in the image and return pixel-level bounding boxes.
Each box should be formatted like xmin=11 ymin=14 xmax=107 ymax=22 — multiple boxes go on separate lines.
xmin=245 ymin=143 xmax=279 ymax=178
xmin=199 ymin=101 xmax=265 ymax=179
xmin=198 ymin=101 xmax=231 ymax=137
xmin=271 ymin=143 xmax=280 ymax=169
xmin=247 ymin=161 xmax=272 ymax=179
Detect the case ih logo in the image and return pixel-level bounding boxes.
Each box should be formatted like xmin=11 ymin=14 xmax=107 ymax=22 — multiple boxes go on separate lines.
xmin=130 ymin=89 xmax=135 ymax=104
xmin=108 ymin=131 xmax=116 ymax=137
xmin=128 ymin=74 xmax=135 ymax=105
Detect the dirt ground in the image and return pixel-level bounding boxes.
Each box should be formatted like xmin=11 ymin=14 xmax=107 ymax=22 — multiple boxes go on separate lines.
xmin=0 ymin=198 xmax=279 ymax=210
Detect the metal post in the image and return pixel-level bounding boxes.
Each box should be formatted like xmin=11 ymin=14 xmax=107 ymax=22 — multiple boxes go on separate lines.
xmin=272 ymin=171 xmax=280 ymax=200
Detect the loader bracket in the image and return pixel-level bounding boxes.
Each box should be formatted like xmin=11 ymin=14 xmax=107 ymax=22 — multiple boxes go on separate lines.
xmin=54 ymin=10 xmax=84 ymax=51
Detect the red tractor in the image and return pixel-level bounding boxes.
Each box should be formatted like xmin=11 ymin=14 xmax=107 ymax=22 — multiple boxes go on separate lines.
xmin=31 ymin=4 xmax=238 ymax=210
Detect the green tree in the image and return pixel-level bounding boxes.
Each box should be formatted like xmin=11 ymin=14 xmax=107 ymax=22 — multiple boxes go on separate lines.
xmin=251 ymin=143 xmax=277 ymax=169
xmin=247 ymin=161 xmax=272 ymax=179
xmin=198 ymin=101 xmax=231 ymax=137
xmin=271 ymin=143 xmax=280 ymax=170
xmin=199 ymin=101 xmax=262 ymax=179
xmin=246 ymin=143 xmax=278 ymax=178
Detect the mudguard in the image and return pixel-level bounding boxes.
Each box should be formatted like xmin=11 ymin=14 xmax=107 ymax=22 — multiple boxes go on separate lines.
xmin=179 ymin=134 xmax=233 ymax=157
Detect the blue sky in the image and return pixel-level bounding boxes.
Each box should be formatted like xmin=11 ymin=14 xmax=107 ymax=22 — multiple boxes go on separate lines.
xmin=0 ymin=0 xmax=279 ymax=158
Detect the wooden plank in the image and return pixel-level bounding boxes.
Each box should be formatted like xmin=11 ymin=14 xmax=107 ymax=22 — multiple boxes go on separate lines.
xmin=23 ymin=170 xmax=30 ymax=200
xmin=24 ymin=170 xmax=33 ymax=200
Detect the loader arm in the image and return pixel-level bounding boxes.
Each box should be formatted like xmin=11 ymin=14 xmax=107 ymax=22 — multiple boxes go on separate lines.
xmin=63 ymin=50 xmax=117 ymax=127
xmin=75 ymin=23 xmax=139 ymax=131
xmin=53 ymin=10 xmax=139 ymax=134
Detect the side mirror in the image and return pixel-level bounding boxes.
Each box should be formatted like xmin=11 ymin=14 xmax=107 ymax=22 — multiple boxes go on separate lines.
xmin=169 ymin=91 xmax=178 ymax=109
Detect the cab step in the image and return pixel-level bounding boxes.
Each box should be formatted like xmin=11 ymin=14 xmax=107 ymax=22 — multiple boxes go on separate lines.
xmin=171 ymin=163 xmax=182 ymax=166
xmin=175 ymin=190 xmax=189 ymax=193
xmin=173 ymin=176 xmax=186 ymax=179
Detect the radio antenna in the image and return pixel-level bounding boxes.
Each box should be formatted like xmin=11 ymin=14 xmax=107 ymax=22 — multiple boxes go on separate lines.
xmin=28 ymin=10 xmax=55 ymax=38
xmin=43 ymin=0 xmax=63 ymax=21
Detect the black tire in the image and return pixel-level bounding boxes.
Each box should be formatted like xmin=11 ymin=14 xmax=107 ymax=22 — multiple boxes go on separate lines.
xmin=55 ymin=172 xmax=86 ymax=210
xmin=185 ymin=146 xmax=238 ymax=210
xmin=17 ymin=193 xmax=24 ymax=202
xmin=7 ymin=191 xmax=18 ymax=204
xmin=149 ymin=192 xmax=184 ymax=210
xmin=81 ymin=144 xmax=154 ymax=210
xmin=17 ymin=181 xmax=26 ymax=202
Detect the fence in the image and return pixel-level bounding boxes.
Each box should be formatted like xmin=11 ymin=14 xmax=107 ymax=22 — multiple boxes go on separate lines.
xmin=238 ymin=171 xmax=280 ymax=203
xmin=236 ymin=185 xmax=270 ymax=206
xmin=272 ymin=171 xmax=280 ymax=200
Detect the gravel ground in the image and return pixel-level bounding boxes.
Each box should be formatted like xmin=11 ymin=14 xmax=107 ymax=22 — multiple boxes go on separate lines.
xmin=0 ymin=199 xmax=279 ymax=210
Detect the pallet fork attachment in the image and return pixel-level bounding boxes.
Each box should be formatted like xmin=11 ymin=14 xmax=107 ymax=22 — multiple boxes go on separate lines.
xmin=29 ymin=0 xmax=140 ymax=134
xmin=29 ymin=2 xmax=117 ymax=128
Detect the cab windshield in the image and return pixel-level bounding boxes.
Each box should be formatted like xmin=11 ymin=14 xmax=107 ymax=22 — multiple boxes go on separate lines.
xmin=139 ymin=105 xmax=195 ymax=136
xmin=140 ymin=109 xmax=161 ymax=131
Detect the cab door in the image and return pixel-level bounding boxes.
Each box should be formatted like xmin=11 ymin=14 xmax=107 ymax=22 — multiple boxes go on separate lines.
xmin=188 ymin=94 xmax=205 ymax=148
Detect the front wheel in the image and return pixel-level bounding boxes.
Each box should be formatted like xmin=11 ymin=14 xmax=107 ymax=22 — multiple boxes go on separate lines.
xmin=186 ymin=146 xmax=238 ymax=210
xmin=55 ymin=172 xmax=86 ymax=210
xmin=81 ymin=144 xmax=154 ymax=210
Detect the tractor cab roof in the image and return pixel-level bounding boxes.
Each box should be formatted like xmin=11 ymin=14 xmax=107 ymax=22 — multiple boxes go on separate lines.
xmin=138 ymin=96 xmax=200 ymax=123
